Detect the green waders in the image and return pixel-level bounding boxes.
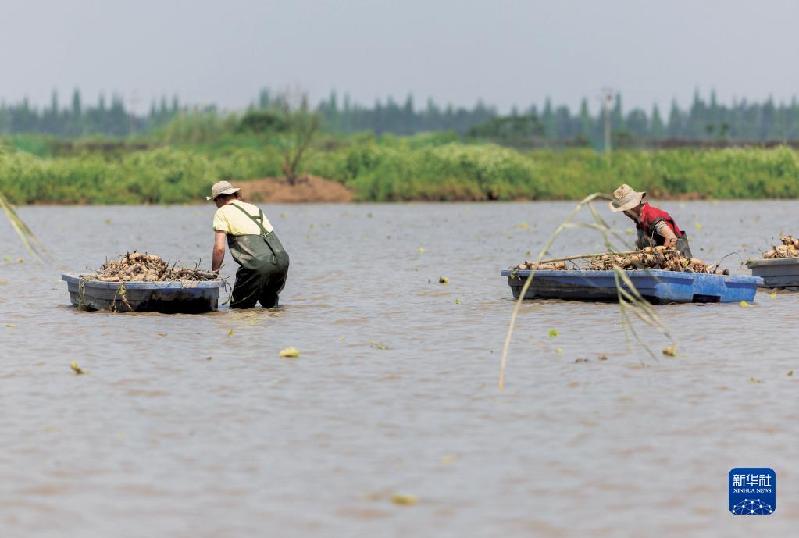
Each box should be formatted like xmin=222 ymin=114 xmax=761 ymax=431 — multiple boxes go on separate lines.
xmin=637 ymin=225 xmax=693 ymax=258
xmin=227 ymin=203 xmax=290 ymax=309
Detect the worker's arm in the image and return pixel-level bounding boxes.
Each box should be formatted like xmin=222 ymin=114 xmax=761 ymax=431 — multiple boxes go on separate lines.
xmin=654 ymin=221 xmax=678 ymax=248
xmin=211 ymin=231 xmax=226 ymax=272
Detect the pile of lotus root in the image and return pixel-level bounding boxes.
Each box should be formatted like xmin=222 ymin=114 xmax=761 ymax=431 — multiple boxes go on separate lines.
xmin=515 ymin=246 xmax=729 ymax=275
xmin=86 ymin=252 xmax=218 ymax=282
xmin=763 ymin=235 xmax=799 ymax=258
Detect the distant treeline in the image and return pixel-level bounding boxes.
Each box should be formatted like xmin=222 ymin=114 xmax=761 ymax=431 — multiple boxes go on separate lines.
xmin=0 ymin=89 xmax=184 ymax=137
xmin=3 ymin=87 xmax=799 ymax=146
xmin=251 ymin=88 xmax=799 ymax=147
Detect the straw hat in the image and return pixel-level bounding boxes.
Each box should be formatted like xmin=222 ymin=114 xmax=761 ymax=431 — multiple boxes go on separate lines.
xmin=608 ymin=184 xmax=646 ymax=212
xmin=207 ymin=180 xmax=241 ymax=201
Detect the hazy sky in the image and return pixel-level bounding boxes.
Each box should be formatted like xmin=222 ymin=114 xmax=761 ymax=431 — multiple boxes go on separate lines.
xmin=2 ymin=0 xmax=798 ymax=113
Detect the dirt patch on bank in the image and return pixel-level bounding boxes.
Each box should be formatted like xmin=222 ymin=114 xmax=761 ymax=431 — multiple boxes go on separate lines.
xmin=237 ymin=176 xmax=353 ymax=203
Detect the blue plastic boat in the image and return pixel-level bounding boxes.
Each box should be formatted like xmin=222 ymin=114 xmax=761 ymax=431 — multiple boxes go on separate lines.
xmin=500 ymin=268 xmax=762 ymax=304
xmin=62 ymin=273 xmax=224 ymax=313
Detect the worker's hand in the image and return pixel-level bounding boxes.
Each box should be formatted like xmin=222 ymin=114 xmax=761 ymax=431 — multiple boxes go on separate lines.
xmin=664 ymin=237 xmax=677 ymax=249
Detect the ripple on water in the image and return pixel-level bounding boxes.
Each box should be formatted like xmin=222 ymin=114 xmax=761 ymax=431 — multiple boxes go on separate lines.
xmin=0 ymin=202 xmax=797 ymax=536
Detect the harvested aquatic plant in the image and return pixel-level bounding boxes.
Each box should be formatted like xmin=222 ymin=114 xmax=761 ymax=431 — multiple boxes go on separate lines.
xmin=515 ymin=261 xmax=567 ymax=270
xmin=514 ymin=246 xmax=728 ymax=275
xmin=762 ymin=235 xmax=799 ymax=258
xmin=83 ymin=252 xmax=218 ymax=282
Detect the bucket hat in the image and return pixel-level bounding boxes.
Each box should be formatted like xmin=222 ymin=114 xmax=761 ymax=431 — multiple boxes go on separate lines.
xmin=207 ymin=180 xmax=241 ymax=201
xmin=608 ymin=184 xmax=646 ymax=212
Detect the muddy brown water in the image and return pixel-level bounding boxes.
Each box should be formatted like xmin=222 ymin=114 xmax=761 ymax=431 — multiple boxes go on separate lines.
xmin=1 ymin=202 xmax=797 ymax=537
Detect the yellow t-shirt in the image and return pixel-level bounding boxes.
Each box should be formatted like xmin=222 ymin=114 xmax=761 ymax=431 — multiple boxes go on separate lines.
xmin=212 ymin=201 xmax=274 ymax=236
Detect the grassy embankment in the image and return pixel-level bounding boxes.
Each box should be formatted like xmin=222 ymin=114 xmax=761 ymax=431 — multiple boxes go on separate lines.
xmin=1 ymin=129 xmax=799 ymax=204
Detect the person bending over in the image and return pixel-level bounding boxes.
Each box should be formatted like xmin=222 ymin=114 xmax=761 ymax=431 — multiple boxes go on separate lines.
xmin=209 ymin=180 xmax=290 ymax=308
xmin=608 ymin=183 xmax=692 ymax=258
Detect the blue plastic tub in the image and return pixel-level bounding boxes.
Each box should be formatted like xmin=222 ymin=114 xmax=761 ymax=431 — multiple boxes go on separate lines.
xmin=500 ymin=268 xmax=762 ymax=304
xmin=62 ymin=273 xmax=224 ymax=313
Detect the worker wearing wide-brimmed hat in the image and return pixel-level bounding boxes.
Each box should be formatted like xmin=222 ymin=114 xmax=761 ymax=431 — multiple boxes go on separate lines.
xmin=609 ymin=184 xmax=692 ymax=258
xmin=209 ymin=180 xmax=290 ymax=308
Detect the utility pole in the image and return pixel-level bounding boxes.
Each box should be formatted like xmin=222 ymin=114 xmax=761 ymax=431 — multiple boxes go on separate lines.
xmin=601 ymin=87 xmax=614 ymax=155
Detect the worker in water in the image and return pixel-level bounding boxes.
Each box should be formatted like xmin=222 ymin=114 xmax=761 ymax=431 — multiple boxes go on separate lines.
xmin=209 ymin=180 xmax=290 ymax=308
xmin=608 ymin=184 xmax=692 ymax=258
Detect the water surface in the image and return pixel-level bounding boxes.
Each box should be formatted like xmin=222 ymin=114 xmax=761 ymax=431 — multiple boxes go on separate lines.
xmin=1 ymin=201 xmax=797 ymax=537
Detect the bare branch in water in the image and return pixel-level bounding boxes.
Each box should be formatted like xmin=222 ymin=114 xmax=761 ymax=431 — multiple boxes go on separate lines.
xmin=498 ymin=193 xmax=674 ymax=390
xmin=0 ymin=192 xmax=48 ymax=263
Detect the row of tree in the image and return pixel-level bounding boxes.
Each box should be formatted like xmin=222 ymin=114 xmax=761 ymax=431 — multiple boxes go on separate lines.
xmin=0 ymin=90 xmax=183 ymax=137
xmin=2 ymin=87 xmax=799 ymax=145
xmin=268 ymin=88 xmax=799 ymax=145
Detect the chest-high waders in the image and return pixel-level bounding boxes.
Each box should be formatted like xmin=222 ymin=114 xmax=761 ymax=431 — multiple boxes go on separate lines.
xmin=636 ymin=217 xmax=693 ymax=258
xmin=226 ymin=203 xmax=290 ymax=308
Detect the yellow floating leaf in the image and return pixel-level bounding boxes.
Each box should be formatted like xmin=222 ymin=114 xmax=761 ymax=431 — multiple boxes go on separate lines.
xmin=438 ymin=276 xmax=449 ymax=284
xmin=787 ymin=370 xmax=794 ymax=377
xmin=454 ymin=298 xmax=461 ymax=304
xmin=694 ymin=222 xmax=703 ymax=231
xmin=739 ymin=301 xmax=750 ymax=308
xmin=748 ymin=377 xmax=762 ymax=384
xmin=662 ymin=345 xmax=677 ymax=357
xmin=417 ymin=246 xmax=425 ymax=254
xmin=440 ymin=454 xmax=458 ymax=465
xmin=391 ymin=493 xmax=417 ymax=506
xmin=548 ymin=328 xmax=558 ymax=338
xmin=769 ymin=292 xmax=777 ymax=299
xmin=70 ymin=361 xmax=85 ymax=375
xmin=279 ymin=347 xmax=300 ymax=359
xmin=227 ymin=329 xmax=234 ymax=336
